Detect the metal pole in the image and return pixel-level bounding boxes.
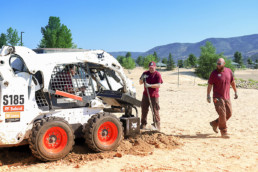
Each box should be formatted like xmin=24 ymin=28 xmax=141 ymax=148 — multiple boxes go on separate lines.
xmin=21 ymin=32 xmax=24 ymax=46
xmin=144 ymin=79 xmax=157 ymax=128
xmin=178 ymin=66 xmax=179 ymax=88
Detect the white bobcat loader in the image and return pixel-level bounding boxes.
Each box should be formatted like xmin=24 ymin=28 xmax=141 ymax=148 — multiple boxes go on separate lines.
xmin=0 ymin=46 xmax=141 ymax=161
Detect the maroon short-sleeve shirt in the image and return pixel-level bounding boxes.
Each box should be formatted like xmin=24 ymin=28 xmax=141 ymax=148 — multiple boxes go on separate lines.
xmin=208 ymin=67 xmax=234 ymax=100
xmin=141 ymin=71 xmax=163 ymax=97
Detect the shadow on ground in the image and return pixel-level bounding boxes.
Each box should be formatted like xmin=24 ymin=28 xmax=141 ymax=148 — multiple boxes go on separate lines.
xmin=173 ymin=133 xmax=220 ymax=139
xmin=0 ymin=138 xmax=90 ymax=166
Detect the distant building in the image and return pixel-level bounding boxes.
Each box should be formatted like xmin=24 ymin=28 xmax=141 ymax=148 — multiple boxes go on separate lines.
xmin=156 ymin=62 xmax=167 ymax=67
xmin=231 ymin=62 xmax=240 ymax=68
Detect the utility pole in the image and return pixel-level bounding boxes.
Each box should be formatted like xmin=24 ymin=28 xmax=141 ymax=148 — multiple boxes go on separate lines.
xmin=21 ymin=32 xmax=24 ymax=46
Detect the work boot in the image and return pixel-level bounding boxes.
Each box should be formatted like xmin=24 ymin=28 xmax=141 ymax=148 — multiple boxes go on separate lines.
xmin=210 ymin=121 xmax=218 ymax=133
xmin=221 ymin=133 xmax=230 ymax=139
xmin=221 ymin=132 xmax=230 ymax=139
xmin=140 ymin=124 xmax=146 ymax=129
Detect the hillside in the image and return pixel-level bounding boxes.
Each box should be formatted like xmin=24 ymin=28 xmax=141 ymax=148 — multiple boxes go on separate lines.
xmin=109 ymin=52 xmax=143 ymax=59
xmin=110 ymin=34 xmax=258 ymax=62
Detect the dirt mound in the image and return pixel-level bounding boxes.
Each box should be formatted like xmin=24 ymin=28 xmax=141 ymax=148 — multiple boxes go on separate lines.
xmin=117 ymin=131 xmax=181 ymax=156
xmin=63 ymin=131 xmax=181 ymax=164
xmin=0 ymin=131 xmax=181 ymax=170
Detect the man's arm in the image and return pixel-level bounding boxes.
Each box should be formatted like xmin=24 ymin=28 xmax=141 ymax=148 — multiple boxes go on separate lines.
xmin=139 ymin=79 xmax=143 ymax=85
xmin=142 ymin=82 xmax=161 ymax=88
xmin=231 ymin=80 xmax=238 ymax=99
xmin=207 ymin=84 xmax=213 ymax=103
xmin=149 ymin=83 xmax=161 ymax=88
xmin=207 ymin=84 xmax=212 ymax=96
xmin=231 ymin=80 xmax=237 ymax=93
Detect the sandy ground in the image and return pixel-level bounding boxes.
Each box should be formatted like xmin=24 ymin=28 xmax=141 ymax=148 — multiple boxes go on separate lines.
xmin=234 ymin=69 xmax=258 ymax=80
xmin=0 ymin=68 xmax=257 ymax=172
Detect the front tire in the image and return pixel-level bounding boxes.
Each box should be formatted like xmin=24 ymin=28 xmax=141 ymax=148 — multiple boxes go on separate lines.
xmin=29 ymin=117 xmax=74 ymax=161
xmin=84 ymin=113 xmax=123 ymax=152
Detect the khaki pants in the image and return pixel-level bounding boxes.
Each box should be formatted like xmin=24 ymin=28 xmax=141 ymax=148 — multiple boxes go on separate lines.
xmin=141 ymin=95 xmax=160 ymax=125
xmin=212 ymin=98 xmax=232 ymax=133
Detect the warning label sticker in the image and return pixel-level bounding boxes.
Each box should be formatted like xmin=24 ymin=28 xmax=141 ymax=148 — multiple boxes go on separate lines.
xmin=3 ymin=105 xmax=24 ymax=112
xmin=5 ymin=112 xmax=20 ymax=123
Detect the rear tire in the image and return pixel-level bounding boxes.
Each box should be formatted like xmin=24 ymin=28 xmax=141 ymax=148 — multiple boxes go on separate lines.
xmin=84 ymin=113 xmax=123 ymax=152
xmin=29 ymin=117 xmax=74 ymax=161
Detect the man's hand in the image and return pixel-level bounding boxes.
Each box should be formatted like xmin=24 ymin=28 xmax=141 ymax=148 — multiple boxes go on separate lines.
xmin=234 ymin=92 xmax=238 ymax=99
xmin=207 ymin=95 xmax=211 ymax=103
xmin=145 ymin=83 xmax=152 ymax=88
xmin=140 ymin=74 xmax=148 ymax=80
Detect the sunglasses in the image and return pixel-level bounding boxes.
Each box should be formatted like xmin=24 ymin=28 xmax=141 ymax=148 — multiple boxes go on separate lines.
xmin=217 ymin=63 xmax=222 ymax=65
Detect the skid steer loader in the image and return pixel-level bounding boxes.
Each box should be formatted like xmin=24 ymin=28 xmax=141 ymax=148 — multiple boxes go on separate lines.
xmin=0 ymin=46 xmax=141 ymax=161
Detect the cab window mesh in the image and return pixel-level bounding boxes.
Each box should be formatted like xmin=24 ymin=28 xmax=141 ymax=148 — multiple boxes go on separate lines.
xmin=50 ymin=64 xmax=94 ymax=98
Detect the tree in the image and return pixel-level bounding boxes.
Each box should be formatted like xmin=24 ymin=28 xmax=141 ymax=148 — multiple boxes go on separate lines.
xmin=0 ymin=33 xmax=7 ymax=47
xmin=125 ymin=52 xmax=131 ymax=58
xmin=121 ymin=57 xmax=136 ymax=69
xmin=255 ymin=59 xmax=258 ymax=69
xmin=234 ymin=51 xmax=244 ymax=67
xmin=177 ymin=59 xmax=184 ymax=68
xmin=167 ymin=53 xmax=175 ymax=70
xmin=162 ymin=58 xmax=167 ymax=64
xmin=117 ymin=56 xmax=124 ymax=64
xmin=39 ymin=16 xmax=74 ymax=48
xmin=153 ymin=51 xmax=158 ymax=62
xmin=224 ymin=58 xmax=236 ymax=72
xmin=6 ymin=27 xmax=20 ymax=46
xmin=143 ymin=55 xmax=157 ymax=69
xmin=183 ymin=58 xmax=190 ymax=68
xmin=196 ymin=41 xmax=235 ymax=79
xmin=136 ymin=56 xmax=144 ymax=66
xmin=188 ymin=54 xmax=197 ymax=67
xmin=247 ymin=58 xmax=253 ymax=65
xmin=116 ymin=55 xmax=135 ymax=69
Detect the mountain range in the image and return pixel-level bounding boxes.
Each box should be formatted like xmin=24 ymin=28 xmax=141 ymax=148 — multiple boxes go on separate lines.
xmin=109 ymin=34 xmax=258 ymax=62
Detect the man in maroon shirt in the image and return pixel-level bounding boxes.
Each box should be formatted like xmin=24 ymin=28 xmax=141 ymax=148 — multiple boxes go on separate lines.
xmin=139 ymin=61 xmax=163 ymax=131
xmin=207 ymin=58 xmax=238 ymax=138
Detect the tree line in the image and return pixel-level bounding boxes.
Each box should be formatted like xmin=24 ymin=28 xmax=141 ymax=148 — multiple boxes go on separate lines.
xmin=120 ymin=41 xmax=258 ymax=79
xmin=0 ymin=27 xmax=21 ymax=47
xmin=0 ymin=16 xmax=75 ymax=48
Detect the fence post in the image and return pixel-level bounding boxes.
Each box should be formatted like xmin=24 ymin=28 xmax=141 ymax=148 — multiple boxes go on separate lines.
xmin=178 ymin=67 xmax=179 ymax=88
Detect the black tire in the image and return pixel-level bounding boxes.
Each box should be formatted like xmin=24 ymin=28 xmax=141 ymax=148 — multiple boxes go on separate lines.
xmin=29 ymin=117 xmax=75 ymax=161
xmin=84 ymin=113 xmax=124 ymax=152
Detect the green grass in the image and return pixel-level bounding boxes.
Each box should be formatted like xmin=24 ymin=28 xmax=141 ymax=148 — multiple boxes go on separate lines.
xmin=239 ymin=78 xmax=246 ymax=82
xmin=248 ymin=79 xmax=258 ymax=83
xmin=198 ymin=83 xmax=208 ymax=86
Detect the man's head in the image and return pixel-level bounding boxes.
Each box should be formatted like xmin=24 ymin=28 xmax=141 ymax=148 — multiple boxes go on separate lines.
xmin=68 ymin=65 xmax=77 ymax=76
xmin=217 ymin=58 xmax=225 ymax=72
xmin=148 ymin=61 xmax=156 ymax=73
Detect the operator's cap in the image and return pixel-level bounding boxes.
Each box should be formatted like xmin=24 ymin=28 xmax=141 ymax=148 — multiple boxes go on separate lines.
xmin=149 ymin=61 xmax=156 ymax=67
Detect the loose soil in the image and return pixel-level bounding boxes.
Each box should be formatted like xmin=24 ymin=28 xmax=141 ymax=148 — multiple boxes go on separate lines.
xmin=0 ymin=131 xmax=181 ymax=170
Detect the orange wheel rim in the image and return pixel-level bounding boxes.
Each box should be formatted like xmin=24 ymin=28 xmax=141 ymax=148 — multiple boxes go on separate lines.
xmin=97 ymin=121 xmax=118 ymax=146
xmin=43 ymin=127 xmax=68 ymax=153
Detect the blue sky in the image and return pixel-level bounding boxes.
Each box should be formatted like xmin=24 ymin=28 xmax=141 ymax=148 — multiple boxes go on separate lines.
xmin=1 ymin=0 xmax=258 ymax=52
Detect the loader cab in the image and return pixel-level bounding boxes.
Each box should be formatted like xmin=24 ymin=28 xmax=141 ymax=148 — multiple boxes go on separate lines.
xmin=45 ymin=62 xmax=127 ymax=110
